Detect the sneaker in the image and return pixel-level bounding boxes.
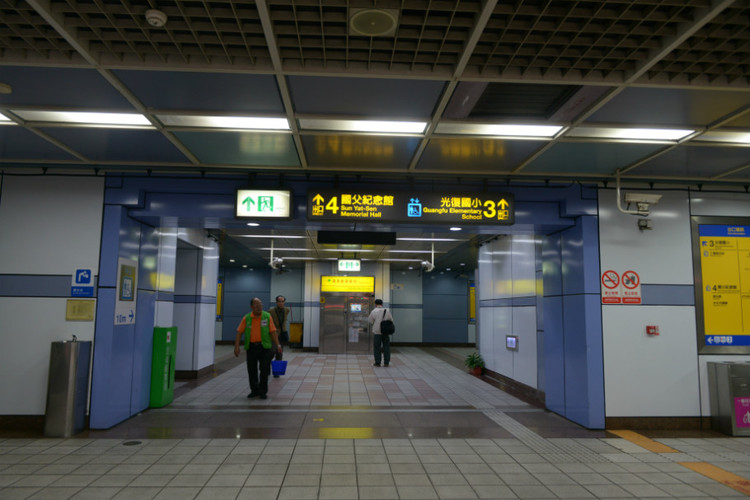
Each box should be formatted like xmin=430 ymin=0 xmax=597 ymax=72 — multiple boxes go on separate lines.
xmin=373 ymin=363 xmax=380 ymax=367
xmin=384 ymin=363 xmax=389 ymax=367
xmin=247 ymin=393 xmax=258 ymax=398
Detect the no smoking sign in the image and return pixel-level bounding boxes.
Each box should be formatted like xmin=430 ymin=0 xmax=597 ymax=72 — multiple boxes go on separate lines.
xmin=601 ymin=269 xmax=642 ymax=304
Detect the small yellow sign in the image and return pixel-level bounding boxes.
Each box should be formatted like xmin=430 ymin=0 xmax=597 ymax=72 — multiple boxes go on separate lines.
xmin=66 ymin=299 xmax=96 ymax=321
xmin=321 ymin=275 xmax=374 ymax=293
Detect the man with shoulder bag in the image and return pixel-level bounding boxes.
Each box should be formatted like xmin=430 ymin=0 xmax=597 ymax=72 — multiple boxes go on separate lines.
xmin=368 ymin=299 xmax=394 ymax=367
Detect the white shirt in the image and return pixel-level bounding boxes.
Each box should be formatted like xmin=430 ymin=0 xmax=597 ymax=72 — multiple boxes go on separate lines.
xmin=368 ymin=305 xmax=393 ymax=334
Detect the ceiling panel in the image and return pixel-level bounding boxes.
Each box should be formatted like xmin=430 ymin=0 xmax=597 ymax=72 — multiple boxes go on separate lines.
xmin=586 ymin=87 xmax=750 ymax=128
xmin=302 ymin=135 xmax=421 ymax=169
xmin=175 ymin=131 xmax=300 ymax=166
xmin=1 ymin=0 xmax=750 ymax=185
xmin=524 ymin=142 xmax=666 ymax=175
xmin=0 ymin=67 xmax=135 ymax=109
xmin=417 ymin=138 xmax=545 ymax=173
xmin=40 ymin=128 xmax=190 ymax=163
xmin=288 ymin=76 xmax=446 ymax=118
xmin=628 ymin=145 xmax=750 ymax=179
xmin=115 ymin=70 xmax=285 ymax=113
xmin=0 ymin=126 xmax=78 ymax=160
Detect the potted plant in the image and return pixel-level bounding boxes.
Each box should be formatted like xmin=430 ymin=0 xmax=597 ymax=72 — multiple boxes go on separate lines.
xmin=465 ymin=351 xmax=485 ymax=376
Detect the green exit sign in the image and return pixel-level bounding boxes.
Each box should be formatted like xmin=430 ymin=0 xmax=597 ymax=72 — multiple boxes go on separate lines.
xmin=338 ymin=259 xmax=361 ymax=272
xmin=235 ymin=189 xmax=292 ymax=219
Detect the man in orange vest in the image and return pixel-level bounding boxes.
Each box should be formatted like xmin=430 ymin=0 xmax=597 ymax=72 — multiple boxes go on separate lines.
xmin=234 ymin=297 xmax=282 ymax=399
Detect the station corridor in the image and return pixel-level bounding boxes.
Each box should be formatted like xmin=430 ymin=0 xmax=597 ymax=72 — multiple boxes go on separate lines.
xmin=1 ymin=347 xmax=750 ymax=499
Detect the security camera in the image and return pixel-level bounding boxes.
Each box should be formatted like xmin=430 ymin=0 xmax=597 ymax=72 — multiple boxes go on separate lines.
xmin=269 ymin=257 xmax=284 ymax=269
xmin=624 ymin=193 xmax=662 ymax=205
xmin=421 ymin=261 xmax=435 ymax=272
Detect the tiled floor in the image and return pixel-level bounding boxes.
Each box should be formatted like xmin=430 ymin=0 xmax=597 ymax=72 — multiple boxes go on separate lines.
xmin=2 ymin=347 xmax=750 ymax=499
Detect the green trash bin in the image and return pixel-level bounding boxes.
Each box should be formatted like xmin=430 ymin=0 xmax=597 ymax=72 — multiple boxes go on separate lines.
xmin=150 ymin=327 xmax=177 ymax=408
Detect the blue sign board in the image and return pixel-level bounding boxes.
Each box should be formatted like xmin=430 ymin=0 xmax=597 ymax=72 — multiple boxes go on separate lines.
xmin=72 ymin=268 xmax=94 ymax=297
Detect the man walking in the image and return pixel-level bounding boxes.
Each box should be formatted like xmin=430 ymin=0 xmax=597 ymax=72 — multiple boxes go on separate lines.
xmin=234 ymin=297 xmax=282 ymax=399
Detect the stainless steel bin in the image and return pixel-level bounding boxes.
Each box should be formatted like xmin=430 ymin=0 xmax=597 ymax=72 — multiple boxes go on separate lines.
xmin=707 ymin=361 xmax=750 ymax=437
xmin=44 ymin=339 xmax=92 ymax=437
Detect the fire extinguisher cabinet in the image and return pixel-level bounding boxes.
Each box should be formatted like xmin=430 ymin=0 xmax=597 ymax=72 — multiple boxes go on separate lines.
xmin=150 ymin=327 xmax=177 ymax=408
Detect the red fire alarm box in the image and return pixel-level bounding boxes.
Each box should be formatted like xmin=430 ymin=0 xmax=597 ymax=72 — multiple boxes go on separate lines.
xmin=646 ymin=325 xmax=659 ymax=336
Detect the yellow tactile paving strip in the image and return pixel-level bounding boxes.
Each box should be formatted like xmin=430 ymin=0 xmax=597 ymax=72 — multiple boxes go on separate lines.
xmin=680 ymin=462 xmax=750 ymax=496
xmin=612 ymin=429 xmax=750 ymax=497
xmin=608 ymin=429 xmax=679 ymax=453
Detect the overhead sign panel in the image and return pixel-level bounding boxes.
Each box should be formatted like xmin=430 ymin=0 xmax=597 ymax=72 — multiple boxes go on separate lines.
xmin=321 ymin=275 xmax=374 ymax=293
xmin=307 ymin=190 xmax=514 ymax=225
xmin=236 ymin=189 xmax=292 ymax=219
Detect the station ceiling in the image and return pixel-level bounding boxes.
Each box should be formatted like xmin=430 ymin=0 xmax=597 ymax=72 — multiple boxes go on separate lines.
xmin=2 ymin=0 xmax=750 ymax=270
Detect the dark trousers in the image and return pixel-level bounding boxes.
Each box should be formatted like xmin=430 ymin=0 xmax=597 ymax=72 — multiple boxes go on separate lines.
xmin=374 ymin=334 xmax=391 ymax=365
xmin=246 ymin=343 xmax=273 ymax=396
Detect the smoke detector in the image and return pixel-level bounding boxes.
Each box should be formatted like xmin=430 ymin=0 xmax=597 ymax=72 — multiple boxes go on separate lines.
xmin=349 ymin=8 xmax=398 ymax=37
xmin=145 ymin=9 xmax=167 ymax=27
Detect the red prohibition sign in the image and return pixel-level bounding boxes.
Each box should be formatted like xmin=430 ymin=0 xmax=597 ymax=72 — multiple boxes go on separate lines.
xmin=622 ymin=270 xmax=640 ymax=289
xmin=601 ymin=270 xmax=620 ymax=289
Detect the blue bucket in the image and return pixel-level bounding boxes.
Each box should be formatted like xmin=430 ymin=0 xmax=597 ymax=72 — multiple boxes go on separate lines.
xmin=271 ymin=360 xmax=287 ymax=376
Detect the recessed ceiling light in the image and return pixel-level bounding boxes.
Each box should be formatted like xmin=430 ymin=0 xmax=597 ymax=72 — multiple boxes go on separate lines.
xmin=299 ymin=118 xmax=427 ymax=134
xmin=11 ymin=110 xmax=152 ymax=128
xmin=229 ymin=259 xmax=235 ymax=263
xmin=569 ymin=126 xmax=694 ymax=141
xmin=450 ymin=227 xmax=462 ymax=231
xmin=246 ymin=222 xmax=259 ymax=227
xmin=242 ymin=264 xmax=247 ymax=268
xmin=158 ymin=114 xmax=289 ymax=131
xmin=436 ymin=122 xmax=563 ymax=138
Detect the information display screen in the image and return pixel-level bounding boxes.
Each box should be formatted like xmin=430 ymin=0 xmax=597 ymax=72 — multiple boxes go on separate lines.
xmin=307 ymin=190 xmax=514 ymax=225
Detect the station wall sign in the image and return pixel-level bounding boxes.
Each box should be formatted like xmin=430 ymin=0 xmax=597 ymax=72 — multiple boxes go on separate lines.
xmin=698 ymin=224 xmax=750 ymax=347
xmin=307 ymin=190 xmax=514 ymax=225
xmin=235 ymin=189 xmax=292 ymax=219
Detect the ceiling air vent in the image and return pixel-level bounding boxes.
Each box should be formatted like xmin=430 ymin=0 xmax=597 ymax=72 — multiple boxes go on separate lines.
xmin=349 ymin=9 xmax=399 ymax=37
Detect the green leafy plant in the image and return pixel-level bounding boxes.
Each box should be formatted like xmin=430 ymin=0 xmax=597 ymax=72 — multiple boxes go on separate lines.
xmin=464 ymin=351 xmax=485 ymax=370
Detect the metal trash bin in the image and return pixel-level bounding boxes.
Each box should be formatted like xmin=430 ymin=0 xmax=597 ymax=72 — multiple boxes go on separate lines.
xmin=44 ymin=338 xmax=92 ymax=437
xmin=707 ymin=361 xmax=750 ymax=436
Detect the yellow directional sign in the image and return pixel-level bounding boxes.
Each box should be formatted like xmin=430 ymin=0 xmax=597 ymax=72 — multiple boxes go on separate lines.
xmin=307 ymin=190 xmax=514 ymax=225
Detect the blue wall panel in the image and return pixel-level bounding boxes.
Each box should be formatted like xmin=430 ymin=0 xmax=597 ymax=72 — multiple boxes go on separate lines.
xmin=131 ymin=290 xmax=156 ymax=413
xmin=423 ymin=319 xmax=468 ymax=343
xmin=422 ymin=273 xmax=468 ymax=343
xmin=543 ymin=295 xmax=565 ymax=415
xmin=222 ymin=268 xmax=272 ymax=340
xmin=90 ymin=289 xmax=134 ymax=428
xmin=90 ymin=207 xmax=152 ymax=429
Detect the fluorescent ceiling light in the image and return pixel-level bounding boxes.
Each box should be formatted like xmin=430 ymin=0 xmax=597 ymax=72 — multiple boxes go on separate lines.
xmin=397 ymin=237 xmax=463 ymax=242
xmin=0 ymin=114 xmax=11 ymax=123
xmin=12 ymin=110 xmax=152 ymax=128
xmin=388 ymin=249 xmax=444 ymax=254
xmin=569 ymin=126 xmax=694 ymax=141
xmin=299 ymin=118 xmax=427 ymax=134
xmin=693 ymin=130 xmax=750 ymax=144
xmin=159 ymin=114 xmax=289 ymax=130
xmin=436 ymin=122 xmax=563 ymax=137
xmin=237 ymin=234 xmax=306 ymax=238
xmin=366 ymin=258 xmax=425 ymax=262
